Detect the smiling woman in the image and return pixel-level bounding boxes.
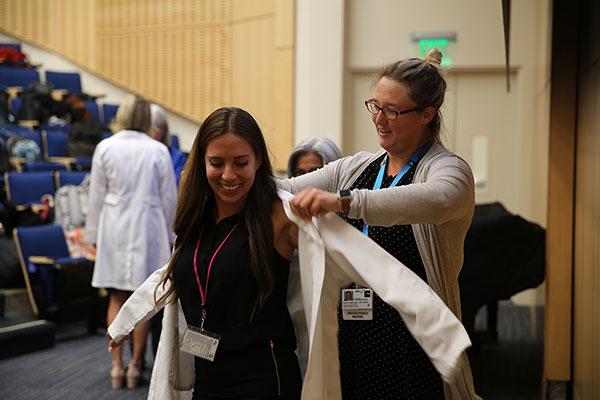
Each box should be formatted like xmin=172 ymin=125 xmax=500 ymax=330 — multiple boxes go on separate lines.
xmin=279 ymin=49 xmax=480 ymax=399
xmin=107 ymin=107 xmax=302 ymax=400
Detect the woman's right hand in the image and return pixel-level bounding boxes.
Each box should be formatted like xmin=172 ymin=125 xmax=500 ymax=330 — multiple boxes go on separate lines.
xmin=108 ymin=335 xmax=125 ymax=351
xmin=289 ymin=187 xmax=341 ymax=220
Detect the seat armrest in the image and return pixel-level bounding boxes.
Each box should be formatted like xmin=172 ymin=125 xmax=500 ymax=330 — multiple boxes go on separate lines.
xmin=9 ymin=157 xmax=26 ymax=172
xmin=18 ymin=120 xmax=39 ymax=128
xmin=6 ymin=87 xmax=23 ymax=99
xmin=29 ymin=256 xmax=56 ymax=265
xmin=51 ymin=89 xmax=68 ymax=101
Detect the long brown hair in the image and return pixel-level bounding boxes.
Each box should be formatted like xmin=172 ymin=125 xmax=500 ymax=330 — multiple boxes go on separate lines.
xmin=156 ymin=107 xmax=278 ymax=305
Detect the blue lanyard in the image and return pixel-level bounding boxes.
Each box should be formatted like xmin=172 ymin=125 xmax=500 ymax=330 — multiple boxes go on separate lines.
xmin=362 ymin=143 xmax=431 ymax=236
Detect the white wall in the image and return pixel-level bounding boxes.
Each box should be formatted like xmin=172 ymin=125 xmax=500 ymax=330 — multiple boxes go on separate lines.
xmin=294 ymin=0 xmax=345 ymax=147
xmin=0 ymin=32 xmax=199 ymax=151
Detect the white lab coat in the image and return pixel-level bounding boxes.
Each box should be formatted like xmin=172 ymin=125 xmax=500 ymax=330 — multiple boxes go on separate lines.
xmin=85 ymin=130 xmax=177 ymax=291
xmin=108 ymin=191 xmax=471 ymax=399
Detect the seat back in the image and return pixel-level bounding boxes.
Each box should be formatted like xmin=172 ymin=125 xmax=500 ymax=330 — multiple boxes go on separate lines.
xmin=102 ymin=103 xmax=118 ymax=125
xmin=0 ymin=43 xmax=22 ymax=51
xmin=10 ymin=97 xmax=22 ymax=119
xmin=45 ymin=71 xmax=82 ymax=93
xmin=22 ymin=161 xmax=67 ymax=172
xmin=57 ymin=171 xmax=89 ymax=187
xmin=15 ymin=224 xmax=70 ymax=262
xmin=5 ymin=172 xmax=55 ymax=205
xmin=85 ymin=100 xmax=99 ymax=122
xmin=43 ymin=128 xmax=69 ymax=158
xmin=0 ymin=66 xmax=39 ymax=88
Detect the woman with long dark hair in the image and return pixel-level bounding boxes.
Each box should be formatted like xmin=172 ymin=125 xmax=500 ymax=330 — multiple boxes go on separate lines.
xmin=108 ymin=107 xmax=301 ymax=400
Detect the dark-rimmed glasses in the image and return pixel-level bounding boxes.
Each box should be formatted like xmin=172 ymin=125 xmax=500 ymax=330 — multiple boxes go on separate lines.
xmin=364 ymin=100 xmax=420 ymax=120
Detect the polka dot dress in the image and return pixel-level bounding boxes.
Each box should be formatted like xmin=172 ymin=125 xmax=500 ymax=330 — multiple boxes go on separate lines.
xmin=337 ymin=154 xmax=445 ymax=400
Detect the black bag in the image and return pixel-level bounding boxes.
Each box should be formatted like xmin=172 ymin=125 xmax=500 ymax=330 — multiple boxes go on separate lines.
xmin=68 ymin=122 xmax=103 ymax=157
xmin=0 ymin=236 xmax=23 ymax=289
xmin=0 ymin=136 xmax=10 ymax=174
xmin=53 ymin=259 xmax=95 ymax=305
xmin=0 ymin=89 xmax=11 ymax=125
xmin=17 ymin=82 xmax=56 ymax=123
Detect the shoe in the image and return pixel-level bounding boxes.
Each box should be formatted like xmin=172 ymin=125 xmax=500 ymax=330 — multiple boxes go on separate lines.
xmin=110 ymin=362 xmax=125 ymax=389
xmin=126 ymin=361 xmax=142 ymax=389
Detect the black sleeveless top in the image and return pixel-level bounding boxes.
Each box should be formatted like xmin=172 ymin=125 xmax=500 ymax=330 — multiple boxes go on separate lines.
xmin=172 ymin=213 xmax=300 ymax=398
xmin=337 ymin=154 xmax=445 ymax=399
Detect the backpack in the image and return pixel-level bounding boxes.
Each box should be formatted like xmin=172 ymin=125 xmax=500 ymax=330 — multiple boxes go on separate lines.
xmin=68 ymin=122 xmax=103 ymax=157
xmin=6 ymin=135 xmax=41 ymax=162
xmin=17 ymin=82 xmax=56 ymax=123
xmin=54 ymin=175 xmax=90 ymax=229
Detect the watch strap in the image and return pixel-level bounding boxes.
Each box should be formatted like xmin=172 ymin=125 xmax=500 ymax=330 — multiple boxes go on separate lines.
xmin=338 ymin=189 xmax=351 ymax=214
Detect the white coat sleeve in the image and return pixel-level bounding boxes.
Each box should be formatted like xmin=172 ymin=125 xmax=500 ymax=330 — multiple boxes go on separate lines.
xmin=85 ymin=145 xmax=107 ymax=244
xmin=107 ymin=264 xmax=170 ymax=343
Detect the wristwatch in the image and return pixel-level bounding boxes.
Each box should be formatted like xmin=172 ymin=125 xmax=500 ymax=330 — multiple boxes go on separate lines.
xmin=338 ymin=189 xmax=351 ymax=214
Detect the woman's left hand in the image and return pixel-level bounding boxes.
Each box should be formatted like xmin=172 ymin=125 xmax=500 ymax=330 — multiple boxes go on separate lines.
xmin=289 ymin=187 xmax=341 ymax=220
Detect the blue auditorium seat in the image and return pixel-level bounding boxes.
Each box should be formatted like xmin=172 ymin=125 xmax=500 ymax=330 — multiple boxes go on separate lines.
xmin=5 ymin=172 xmax=56 ymax=205
xmin=0 ymin=43 xmax=22 ymax=51
xmin=13 ymin=225 xmax=97 ymax=325
xmin=57 ymin=171 xmax=88 ymax=187
xmin=45 ymin=71 xmax=82 ymax=93
xmin=0 ymin=66 xmax=39 ymax=89
xmin=21 ymin=161 xmax=67 ymax=172
xmin=102 ymin=103 xmax=119 ymax=125
xmin=43 ymin=128 xmax=69 ymax=158
xmin=85 ymin=100 xmax=100 ymax=122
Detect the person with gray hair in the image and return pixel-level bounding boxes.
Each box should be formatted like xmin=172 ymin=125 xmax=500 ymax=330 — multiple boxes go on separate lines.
xmin=85 ymin=95 xmax=177 ymax=390
xmin=287 ymin=137 xmax=342 ymax=178
xmin=150 ymin=103 xmax=187 ymax=185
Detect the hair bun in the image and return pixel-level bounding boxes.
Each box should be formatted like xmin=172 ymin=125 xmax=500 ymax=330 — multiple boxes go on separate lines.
xmin=424 ymin=48 xmax=443 ymax=66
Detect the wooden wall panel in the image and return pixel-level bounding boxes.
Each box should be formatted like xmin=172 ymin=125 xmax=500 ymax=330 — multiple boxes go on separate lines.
xmin=573 ymin=60 xmax=600 ymax=400
xmin=572 ymin=1 xmax=600 ymax=397
xmin=0 ymin=0 xmax=294 ymax=170
xmin=544 ymin=0 xmax=578 ymax=382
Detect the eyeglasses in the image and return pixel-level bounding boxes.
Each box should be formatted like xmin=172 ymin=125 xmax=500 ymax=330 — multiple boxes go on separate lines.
xmin=364 ymin=100 xmax=420 ymax=120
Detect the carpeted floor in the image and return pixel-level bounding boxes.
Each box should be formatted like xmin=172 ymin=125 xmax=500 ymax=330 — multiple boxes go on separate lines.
xmin=0 ymin=325 xmax=152 ymax=400
xmin=0 ymin=302 xmax=543 ymax=400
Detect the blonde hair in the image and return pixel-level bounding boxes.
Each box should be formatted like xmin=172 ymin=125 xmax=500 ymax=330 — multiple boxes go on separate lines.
xmin=377 ymin=48 xmax=446 ymax=142
xmin=113 ymin=95 xmax=152 ymax=134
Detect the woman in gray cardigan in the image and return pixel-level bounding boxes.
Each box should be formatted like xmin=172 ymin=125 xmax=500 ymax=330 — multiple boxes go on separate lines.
xmin=280 ymin=49 xmax=480 ymax=399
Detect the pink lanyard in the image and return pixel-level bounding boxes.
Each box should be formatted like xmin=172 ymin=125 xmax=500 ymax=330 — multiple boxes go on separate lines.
xmin=193 ymin=223 xmax=239 ymax=307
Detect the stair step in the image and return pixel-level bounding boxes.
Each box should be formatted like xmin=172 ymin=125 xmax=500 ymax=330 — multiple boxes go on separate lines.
xmin=0 ymin=288 xmax=35 ymax=320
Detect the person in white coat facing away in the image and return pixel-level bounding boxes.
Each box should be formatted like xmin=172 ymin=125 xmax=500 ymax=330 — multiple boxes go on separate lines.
xmin=85 ymin=95 xmax=177 ymax=390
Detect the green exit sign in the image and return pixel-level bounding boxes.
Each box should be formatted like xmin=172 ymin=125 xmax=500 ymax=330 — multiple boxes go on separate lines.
xmin=412 ymin=33 xmax=456 ymax=66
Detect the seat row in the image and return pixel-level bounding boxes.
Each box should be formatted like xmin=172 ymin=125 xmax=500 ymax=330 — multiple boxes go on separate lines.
xmin=5 ymin=171 xmax=89 ymax=207
xmin=1 ymin=67 xmax=83 ymax=95
xmin=1 ymin=124 xmax=112 ymax=172
xmin=0 ymin=64 xmax=119 ymax=126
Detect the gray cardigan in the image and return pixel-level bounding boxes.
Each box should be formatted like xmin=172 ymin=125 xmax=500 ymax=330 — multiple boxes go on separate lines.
xmin=277 ymin=142 xmax=480 ymax=399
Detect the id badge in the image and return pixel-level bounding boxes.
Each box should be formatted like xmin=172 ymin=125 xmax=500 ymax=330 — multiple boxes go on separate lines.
xmin=342 ymin=288 xmax=373 ymax=320
xmin=180 ymin=325 xmax=221 ymax=362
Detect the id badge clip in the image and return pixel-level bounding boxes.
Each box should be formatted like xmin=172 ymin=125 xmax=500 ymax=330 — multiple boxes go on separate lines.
xmin=342 ymin=288 xmax=373 ymax=320
xmin=180 ymin=311 xmax=221 ymax=361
